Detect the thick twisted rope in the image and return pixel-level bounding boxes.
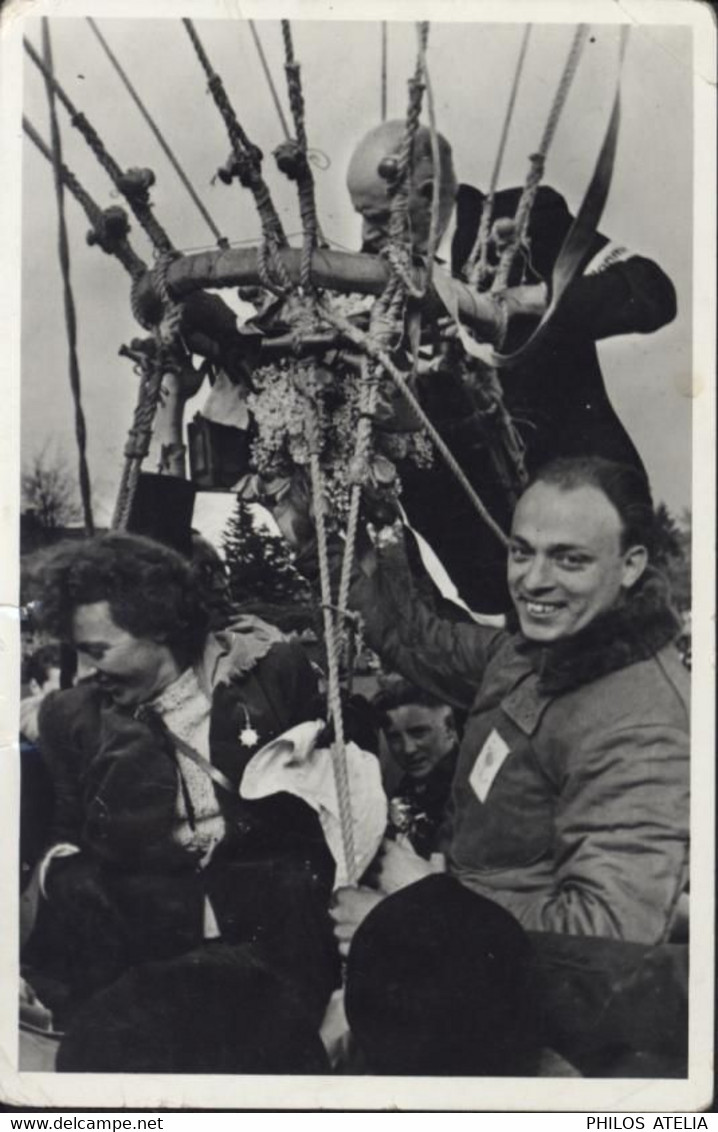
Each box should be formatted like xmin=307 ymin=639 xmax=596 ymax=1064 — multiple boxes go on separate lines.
xmin=24 ymin=116 xmax=147 ymax=279
xmin=386 ymin=24 xmax=427 ymax=254
xmin=336 ymin=274 xmax=404 ymax=618
xmin=336 ymin=360 xmax=380 ymax=621
xmin=307 ymin=441 xmax=357 ymax=886
xmin=114 ymin=253 xmax=185 ymax=526
xmin=492 ymin=23 xmax=588 ymax=293
xmin=112 ymin=360 xmax=166 ymax=530
xmin=379 ymin=23 xmax=430 ymax=299
xmin=415 ymin=22 xmax=441 ymax=289
xmin=182 ymin=18 xmax=287 ymax=268
xmin=279 ymin=20 xmax=319 ymax=291
xmin=86 ymin=18 xmax=227 ymax=249
xmin=25 ymin=36 xmax=174 ymax=255
xmin=41 ymin=20 xmax=94 ymax=537
xmin=467 ymin=24 xmax=532 ymax=288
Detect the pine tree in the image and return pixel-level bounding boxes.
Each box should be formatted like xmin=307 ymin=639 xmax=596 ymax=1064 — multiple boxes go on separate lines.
xmin=221 ymin=498 xmax=311 ymax=607
xmin=653 ymin=503 xmax=691 ymax=612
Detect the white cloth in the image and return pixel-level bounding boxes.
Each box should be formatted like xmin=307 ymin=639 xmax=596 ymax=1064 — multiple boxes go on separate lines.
xmin=240 ymin=720 xmax=387 ymax=889
xmin=201 ymin=368 xmax=250 ymax=429
xmin=398 ymin=504 xmax=506 ymax=629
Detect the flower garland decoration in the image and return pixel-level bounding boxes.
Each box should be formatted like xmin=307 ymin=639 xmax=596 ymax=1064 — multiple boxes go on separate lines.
xmin=245 ymin=297 xmax=433 ymax=529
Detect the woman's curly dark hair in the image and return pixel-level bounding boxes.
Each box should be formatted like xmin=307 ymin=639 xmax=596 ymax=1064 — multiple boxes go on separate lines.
xmin=27 ymin=532 xmax=210 ymax=664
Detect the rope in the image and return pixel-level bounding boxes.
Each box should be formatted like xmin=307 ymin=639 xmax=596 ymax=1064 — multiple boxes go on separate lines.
xmin=415 ymin=21 xmax=440 ymax=288
xmin=279 ymin=20 xmax=319 ymax=291
xmin=308 ymin=446 xmax=357 ymax=886
xmin=23 ymin=116 xmax=147 ymax=279
xmin=492 ymin=23 xmax=588 ymax=293
xmin=183 ymin=18 xmax=288 ymax=270
xmin=114 ymin=251 xmax=186 ymax=525
xmin=387 ymin=23 xmax=427 ymax=251
xmin=492 ymin=25 xmax=630 ymax=371
xmin=467 ymin=24 xmax=532 ymax=288
xmin=24 ymin=35 xmax=174 ymax=254
xmin=86 ymin=18 xmax=227 ymax=248
xmin=335 ymin=279 xmax=404 ymax=620
xmin=320 ymin=303 xmax=508 ymax=546
xmin=374 ymin=21 xmax=430 ymax=302
xmin=112 ymin=359 xmax=165 ymax=530
xmin=41 ymin=19 xmax=94 ymax=537
xmin=248 ymin=20 xmax=291 ymax=141
xmin=337 ymin=358 xmax=380 ymax=620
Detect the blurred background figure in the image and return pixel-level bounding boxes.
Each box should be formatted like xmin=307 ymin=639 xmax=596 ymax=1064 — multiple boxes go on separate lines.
xmin=20 ymin=644 xmax=64 ymax=893
xmin=373 ymin=680 xmax=461 ymax=858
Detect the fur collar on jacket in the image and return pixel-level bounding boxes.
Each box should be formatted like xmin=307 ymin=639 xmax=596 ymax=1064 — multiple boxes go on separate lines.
xmin=511 ymin=571 xmax=681 ymax=695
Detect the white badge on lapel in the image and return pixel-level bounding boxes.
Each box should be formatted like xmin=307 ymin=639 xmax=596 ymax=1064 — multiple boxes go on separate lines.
xmin=469 ymin=729 xmax=510 ymax=802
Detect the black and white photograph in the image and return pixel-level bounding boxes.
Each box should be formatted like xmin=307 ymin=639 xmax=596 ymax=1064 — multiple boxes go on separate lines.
xmin=1 ymin=0 xmax=714 ymax=1112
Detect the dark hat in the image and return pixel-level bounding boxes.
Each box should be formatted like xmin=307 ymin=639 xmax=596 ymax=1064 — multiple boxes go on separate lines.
xmin=56 ymin=943 xmax=330 ymax=1075
xmin=345 ymin=875 xmax=538 ymax=1076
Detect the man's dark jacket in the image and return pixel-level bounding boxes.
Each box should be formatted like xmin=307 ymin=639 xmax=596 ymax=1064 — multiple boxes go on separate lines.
xmin=399 ymin=184 xmax=677 ymax=612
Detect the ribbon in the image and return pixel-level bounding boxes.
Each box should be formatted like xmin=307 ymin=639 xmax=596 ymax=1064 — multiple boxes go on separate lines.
xmin=431 ymin=27 xmax=631 ymax=371
xmin=492 ymin=25 xmax=631 ymax=369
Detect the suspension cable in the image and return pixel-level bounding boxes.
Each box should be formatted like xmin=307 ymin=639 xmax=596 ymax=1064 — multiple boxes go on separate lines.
xmin=182 ymin=18 xmax=287 ymax=253
xmin=40 ymin=19 xmax=94 ymax=536
xmin=307 ymin=447 xmax=358 ymax=886
xmin=279 ymin=20 xmax=319 ymax=290
xmin=492 ymin=23 xmax=588 ymax=292
xmin=24 ymin=35 xmax=174 ymax=254
xmin=467 ymin=24 xmax=532 ymax=287
xmin=247 ymin=19 xmax=291 ymax=141
xmin=416 ymin=21 xmax=441 ymax=287
xmin=85 ymin=17 xmax=228 ymax=248
xmin=24 ymin=116 xmax=147 ymax=278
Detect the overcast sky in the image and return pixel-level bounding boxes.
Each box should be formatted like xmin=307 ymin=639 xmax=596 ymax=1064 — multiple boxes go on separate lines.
xmin=20 ymin=9 xmax=694 ymax=544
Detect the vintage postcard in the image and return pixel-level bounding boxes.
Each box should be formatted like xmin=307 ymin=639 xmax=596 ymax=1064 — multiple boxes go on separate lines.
xmin=0 ymin=0 xmax=714 ymax=1112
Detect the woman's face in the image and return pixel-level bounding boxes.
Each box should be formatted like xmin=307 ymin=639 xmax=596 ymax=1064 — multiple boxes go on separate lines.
xmin=507 ymin=482 xmax=648 ymax=643
xmin=71 ymin=601 xmax=182 ymax=707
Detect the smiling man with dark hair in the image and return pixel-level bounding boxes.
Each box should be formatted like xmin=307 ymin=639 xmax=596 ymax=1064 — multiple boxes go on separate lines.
xmin=332 ymin=455 xmax=689 ymax=1075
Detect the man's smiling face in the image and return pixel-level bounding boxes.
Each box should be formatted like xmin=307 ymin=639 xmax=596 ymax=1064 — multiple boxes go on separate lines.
xmin=507 ymin=481 xmax=647 ymax=643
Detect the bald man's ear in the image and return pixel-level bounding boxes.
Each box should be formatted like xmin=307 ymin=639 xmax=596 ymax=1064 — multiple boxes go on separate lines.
xmin=621 ymin=544 xmax=649 ymax=590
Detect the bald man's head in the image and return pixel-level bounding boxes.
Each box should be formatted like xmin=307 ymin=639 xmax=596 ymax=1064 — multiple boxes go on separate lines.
xmin=346 ymin=120 xmax=457 ymax=255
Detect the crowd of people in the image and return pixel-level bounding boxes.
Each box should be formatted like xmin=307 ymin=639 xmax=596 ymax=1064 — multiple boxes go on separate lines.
xmin=18 ymin=116 xmax=689 ymax=1079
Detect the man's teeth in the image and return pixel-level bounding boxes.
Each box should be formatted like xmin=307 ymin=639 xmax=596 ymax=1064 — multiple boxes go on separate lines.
xmin=525 ymin=601 xmax=560 ymax=614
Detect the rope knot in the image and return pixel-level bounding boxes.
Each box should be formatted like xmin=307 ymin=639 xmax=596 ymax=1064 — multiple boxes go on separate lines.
xmin=217 ymin=150 xmax=260 ymax=189
xmin=273 ymin=138 xmax=308 ymax=181
xmin=86 ymin=205 xmax=130 ymax=250
xmin=123 ymin=425 xmax=152 ymax=461
xmin=117 ymin=166 xmax=156 ymax=202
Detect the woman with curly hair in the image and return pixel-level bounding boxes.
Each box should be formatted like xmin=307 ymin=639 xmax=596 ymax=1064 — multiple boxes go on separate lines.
xmin=23 ymin=531 xmax=339 ymax=1073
